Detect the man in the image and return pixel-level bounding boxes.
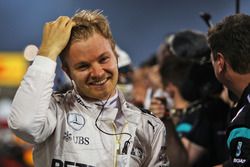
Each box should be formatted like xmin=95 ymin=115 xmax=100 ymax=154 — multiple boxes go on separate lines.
xmin=8 ymin=10 xmax=168 ymax=167
xmin=116 ymin=45 xmax=134 ymax=102
xmin=151 ymin=56 xmax=230 ymax=167
xmin=208 ymin=13 xmax=250 ymax=167
xmin=150 ymin=30 xmax=231 ymax=167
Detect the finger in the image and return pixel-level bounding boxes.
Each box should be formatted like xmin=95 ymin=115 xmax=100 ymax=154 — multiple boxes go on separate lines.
xmin=65 ymin=20 xmax=76 ymax=29
xmin=63 ymin=20 xmax=75 ymax=36
xmin=152 ymin=109 xmax=165 ymax=118
xmin=151 ymin=98 xmax=163 ymax=105
xmin=50 ymin=16 xmax=70 ymax=27
xmin=56 ymin=16 xmax=70 ymax=23
xmin=149 ymin=104 xmax=165 ymax=113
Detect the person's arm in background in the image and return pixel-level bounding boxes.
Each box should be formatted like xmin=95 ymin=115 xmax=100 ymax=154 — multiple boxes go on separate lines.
xmin=150 ymin=97 xmax=220 ymax=167
xmin=163 ymin=117 xmax=190 ymax=167
xmin=8 ymin=16 xmax=75 ymax=144
xmin=165 ymin=117 xmax=207 ymax=167
xmin=181 ymin=137 xmax=206 ymax=166
xmin=150 ymin=98 xmax=189 ymax=167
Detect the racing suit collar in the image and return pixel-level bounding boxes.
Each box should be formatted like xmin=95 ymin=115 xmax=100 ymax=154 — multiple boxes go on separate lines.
xmin=72 ymin=89 xmax=120 ymax=121
xmin=118 ymin=91 xmax=141 ymax=125
xmin=72 ymin=88 xmax=141 ymax=125
xmin=72 ymin=89 xmax=118 ymax=108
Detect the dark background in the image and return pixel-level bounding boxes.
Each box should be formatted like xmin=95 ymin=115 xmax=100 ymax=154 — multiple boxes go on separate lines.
xmin=0 ymin=0 xmax=249 ymax=66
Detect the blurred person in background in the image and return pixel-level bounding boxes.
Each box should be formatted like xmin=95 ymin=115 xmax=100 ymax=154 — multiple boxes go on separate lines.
xmin=150 ymin=29 xmax=231 ymax=167
xmin=131 ymin=54 xmax=158 ymax=108
xmin=208 ymin=13 xmax=250 ymax=167
xmin=152 ymin=56 xmax=192 ymax=167
xmin=131 ymin=54 xmax=172 ymax=111
xmin=8 ymin=10 xmax=168 ymax=167
xmin=157 ymin=30 xmax=210 ymax=64
xmin=116 ymin=45 xmax=134 ymax=102
xmin=53 ymin=59 xmax=72 ymax=93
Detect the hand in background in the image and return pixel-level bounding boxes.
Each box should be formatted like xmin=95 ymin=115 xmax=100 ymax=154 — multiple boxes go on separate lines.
xmin=149 ymin=97 xmax=169 ymax=118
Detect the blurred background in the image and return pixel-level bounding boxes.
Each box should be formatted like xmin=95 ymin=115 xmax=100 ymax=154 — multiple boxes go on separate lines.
xmin=0 ymin=0 xmax=249 ymax=166
xmin=1 ymin=0 xmax=250 ymax=66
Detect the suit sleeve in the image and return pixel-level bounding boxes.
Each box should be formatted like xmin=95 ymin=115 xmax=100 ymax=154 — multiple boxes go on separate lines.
xmin=227 ymin=104 xmax=250 ymax=167
xmin=8 ymin=56 xmax=57 ymax=144
xmin=147 ymin=121 xmax=170 ymax=167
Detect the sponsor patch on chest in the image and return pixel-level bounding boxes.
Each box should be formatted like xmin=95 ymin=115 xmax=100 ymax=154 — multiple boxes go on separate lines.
xmin=67 ymin=113 xmax=85 ymax=131
xmin=63 ymin=131 xmax=90 ymax=145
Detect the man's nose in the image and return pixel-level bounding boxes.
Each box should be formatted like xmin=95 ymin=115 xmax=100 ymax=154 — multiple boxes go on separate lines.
xmin=90 ymin=63 xmax=104 ymax=77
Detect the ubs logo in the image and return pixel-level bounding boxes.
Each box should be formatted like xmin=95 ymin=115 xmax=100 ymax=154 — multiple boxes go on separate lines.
xmin=67 ymin=113 xmax=85 ymax=131
xmin=63 ymin=131 xmax=90 ymax=145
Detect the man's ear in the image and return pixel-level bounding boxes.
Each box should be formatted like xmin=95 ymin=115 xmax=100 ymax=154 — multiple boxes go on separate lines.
xmin=62 ymin=65 xmax=71 ymax=79
xmin=216 ymin=52 xmax=226 ymax=73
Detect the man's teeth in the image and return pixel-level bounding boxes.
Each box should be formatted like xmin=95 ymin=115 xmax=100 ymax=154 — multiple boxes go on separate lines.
xmin=92 ymin=79 xmax=107 ymax=85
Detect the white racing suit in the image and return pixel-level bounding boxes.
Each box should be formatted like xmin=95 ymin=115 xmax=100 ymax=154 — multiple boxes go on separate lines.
xmin=8 ymin=56 xmax=169 ymax=167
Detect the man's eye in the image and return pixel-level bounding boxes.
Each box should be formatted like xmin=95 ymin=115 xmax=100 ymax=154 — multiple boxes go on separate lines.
xmin=100 ymin=56 xmax=109 ymax=63
xmin=77 ymin=64 xmax=89 ymax=70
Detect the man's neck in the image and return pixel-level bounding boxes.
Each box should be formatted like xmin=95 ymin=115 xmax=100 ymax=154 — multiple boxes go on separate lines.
xmin=82 ymin=91 xmax=118 ymax=106
xmin=228 ymin=72 xmax=250 ymax=98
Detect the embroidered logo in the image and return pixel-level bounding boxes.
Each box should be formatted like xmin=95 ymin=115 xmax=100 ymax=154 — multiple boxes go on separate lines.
xmin=67 ymin=113 xmax=85 ymax=131
xmin=236 ymin=141 xmax=242 ymax=157
xmin=63 ymin=131 xmax=90 ymax=145
xmin=131 ymin=147 xmax=144 ymax=159
xmin=159 ymin=146 xmax=167 ymax=161
xmin=64 ymin=131 xmax=72 ymax=142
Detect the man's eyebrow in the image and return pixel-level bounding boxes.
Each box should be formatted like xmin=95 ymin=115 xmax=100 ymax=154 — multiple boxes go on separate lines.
xmin=74 ymin=61 xmax=89 ymax=68
xmin=73 ymin=52 xmax=110 ymax=67
xmin=98 ymin=52 xmax=110 ymax=58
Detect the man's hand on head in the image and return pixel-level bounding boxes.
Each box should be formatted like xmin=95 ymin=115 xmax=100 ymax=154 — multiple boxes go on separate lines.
xmin=38 ymin=16 xmax=76 ymax=61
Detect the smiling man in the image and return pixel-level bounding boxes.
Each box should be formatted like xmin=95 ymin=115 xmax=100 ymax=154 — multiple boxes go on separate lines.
xmin=8 ymin=10 xmax=168 ymax=167
xmin=63 ymin=32 xmax=118 ymax=100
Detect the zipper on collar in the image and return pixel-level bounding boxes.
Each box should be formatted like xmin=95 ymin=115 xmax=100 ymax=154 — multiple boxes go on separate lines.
xmin=112 ymin=121 xmax=129 ymax=167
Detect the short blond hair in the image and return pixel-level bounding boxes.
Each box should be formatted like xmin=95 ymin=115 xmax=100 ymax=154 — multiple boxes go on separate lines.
xmin=60 ymin=10 xmax=116 ymax=66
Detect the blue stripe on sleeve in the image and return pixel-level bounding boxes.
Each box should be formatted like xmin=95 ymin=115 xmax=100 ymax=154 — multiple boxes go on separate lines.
xmin=227 ymin=127 xmax=250 ymax=148
xmin=176 ymin=123 xmax=192 ymax=133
